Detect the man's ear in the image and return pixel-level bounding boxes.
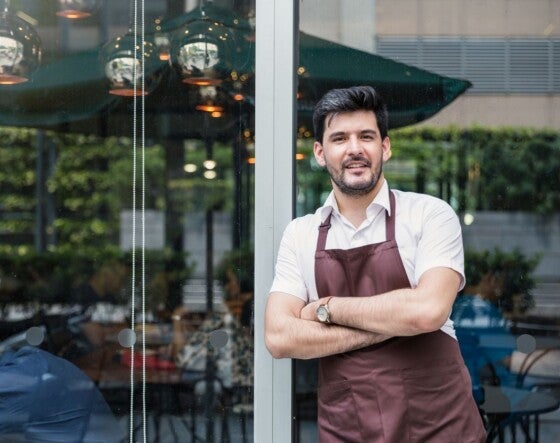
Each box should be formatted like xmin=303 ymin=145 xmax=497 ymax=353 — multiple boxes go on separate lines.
xmin=382 ymin=136 xmax=392 ymax=162
xmin=314 ymin=141 xmax=326 ymax=167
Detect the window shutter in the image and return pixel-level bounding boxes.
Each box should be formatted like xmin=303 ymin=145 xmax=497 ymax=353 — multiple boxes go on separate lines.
xmin=376 ymin=37 xmax=560 ymax=94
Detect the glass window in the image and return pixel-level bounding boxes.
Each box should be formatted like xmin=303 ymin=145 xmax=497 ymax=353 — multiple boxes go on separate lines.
xmin=0 ymin=1 xmax=255 ymax=441
xmin=295 ymin=0 xmax=560 ymax=441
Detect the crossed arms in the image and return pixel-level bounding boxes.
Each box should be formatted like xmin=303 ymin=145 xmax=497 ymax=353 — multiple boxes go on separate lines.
xmin=264 ymin=266 xmax=461 ymax=360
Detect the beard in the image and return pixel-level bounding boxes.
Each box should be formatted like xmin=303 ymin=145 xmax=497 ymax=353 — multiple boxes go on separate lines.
xmin=324 ymin=155 xmax=382 ymax=197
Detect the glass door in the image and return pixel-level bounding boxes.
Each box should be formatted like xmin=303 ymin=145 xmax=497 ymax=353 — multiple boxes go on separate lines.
xmin=0 ymin=1 xmax=255 ymax=441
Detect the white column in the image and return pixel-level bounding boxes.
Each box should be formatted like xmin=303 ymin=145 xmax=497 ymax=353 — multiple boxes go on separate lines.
xmin=254 ymin=0 xmax=297 ymax=442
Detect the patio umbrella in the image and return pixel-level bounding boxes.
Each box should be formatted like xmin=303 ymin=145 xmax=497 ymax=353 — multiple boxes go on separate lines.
xmin=0 ymin=5 xmax=471 ymax=138
xmin=297 ymin=32 xmax=471 ymax=129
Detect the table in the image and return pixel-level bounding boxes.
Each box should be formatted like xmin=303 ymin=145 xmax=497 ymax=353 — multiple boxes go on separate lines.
xmin=479 ymin=385 xmax=559 ymax=443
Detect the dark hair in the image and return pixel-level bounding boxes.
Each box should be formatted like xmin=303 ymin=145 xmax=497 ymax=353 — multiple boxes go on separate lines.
xmin=312 ymin=86 xmax=389 ymax=142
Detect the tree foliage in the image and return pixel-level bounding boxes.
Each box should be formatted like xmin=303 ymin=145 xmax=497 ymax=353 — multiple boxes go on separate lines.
xmin=296 ymin=126 xmax=560 ymax=215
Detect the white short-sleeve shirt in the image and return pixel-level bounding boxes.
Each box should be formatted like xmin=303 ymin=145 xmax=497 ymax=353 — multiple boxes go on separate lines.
xmin=270 ymin=180 xmax=465 ymax=337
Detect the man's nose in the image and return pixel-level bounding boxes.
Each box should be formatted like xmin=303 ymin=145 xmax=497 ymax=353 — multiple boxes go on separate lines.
xmin=347 ymin=136 xmax=363 ymax=154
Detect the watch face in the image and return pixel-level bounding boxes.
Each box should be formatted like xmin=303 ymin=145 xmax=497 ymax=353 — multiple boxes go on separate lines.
xmin=317 ymin=305 xmax=329 ymax=322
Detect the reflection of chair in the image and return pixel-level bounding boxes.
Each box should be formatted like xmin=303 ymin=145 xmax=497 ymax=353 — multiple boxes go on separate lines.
xmin=171 ymin=370 xmax=240 ymax=443
xmin=223 ymin=385 xmax=253 ymax=443
xmin=471 ymin=336 xmax=560 ymax=443
xmin=507 ymin=348 xmax=560 ymax=442
xmin=39 ymin=310 xmax=94 ymax=360
xmin=455 ymin=330 xmax=500 ymax=398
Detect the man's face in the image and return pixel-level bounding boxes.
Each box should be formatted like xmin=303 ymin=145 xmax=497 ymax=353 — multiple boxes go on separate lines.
xmin=313 ymin=110 xmax=391 ymax=197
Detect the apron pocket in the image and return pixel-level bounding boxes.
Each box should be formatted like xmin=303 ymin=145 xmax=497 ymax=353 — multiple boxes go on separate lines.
xmin=317 ymin=380 xmax=364 ymax=442
xmin=318 ymin=375 xmax=384 ymax=443
xmin=402 ymin=360 xmax=485 ymax=443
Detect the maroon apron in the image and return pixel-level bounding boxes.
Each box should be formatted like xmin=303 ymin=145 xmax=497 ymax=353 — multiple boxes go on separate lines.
xmin=315 ymin=191 xmax=486 ymax=443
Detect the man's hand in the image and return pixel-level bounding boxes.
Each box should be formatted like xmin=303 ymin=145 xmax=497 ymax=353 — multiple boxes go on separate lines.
xmin=300 ymin=299 xmax=322 ymax=322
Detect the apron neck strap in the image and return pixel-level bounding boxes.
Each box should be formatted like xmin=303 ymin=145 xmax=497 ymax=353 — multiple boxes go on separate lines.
xmin=316 ymin=191 xmax=397 ymax=251
xmin=316 ymin=208 xmax=333 ymax=252
xmin=386 ymin=190 xmax=396 ymax=241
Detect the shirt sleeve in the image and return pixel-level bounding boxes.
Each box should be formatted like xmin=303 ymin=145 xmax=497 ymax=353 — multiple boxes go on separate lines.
xmin=269 ymin=220 xmax=309 ymax=302
xmin=413 ymin=198 xmax=465 ymax=290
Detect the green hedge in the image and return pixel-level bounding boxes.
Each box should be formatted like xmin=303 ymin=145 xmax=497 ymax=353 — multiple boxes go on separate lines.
xmin=389 ymin=126 xmax=560 ymax=214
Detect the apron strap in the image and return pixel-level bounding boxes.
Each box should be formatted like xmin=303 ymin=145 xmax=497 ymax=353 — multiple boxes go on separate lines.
xmin=386 ymin=191 xmax=396 ymax=242
xmin=316 ymin=191 xmax=397 ymax=250
xmin=316 ymin=208 xmax=333 ymax=252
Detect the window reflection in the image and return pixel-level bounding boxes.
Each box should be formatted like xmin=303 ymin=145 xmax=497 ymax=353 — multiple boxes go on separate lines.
xmin=295 ymin=0 xmax=560 ymax=441
xmin=0 ymin=1 xmax=255 ymax=441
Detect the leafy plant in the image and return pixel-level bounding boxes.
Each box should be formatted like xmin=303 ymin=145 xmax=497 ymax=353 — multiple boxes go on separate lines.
xmin=464 ymin=247 xmax=541 ymax=314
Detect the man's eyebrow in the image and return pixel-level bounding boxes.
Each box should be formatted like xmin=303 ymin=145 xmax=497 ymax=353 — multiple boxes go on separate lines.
xmin=328 ymin=129 xmax=378 ymax=139
xmin=327 ymin=131 xmax=347 ymax=139
xmin=360 ymin=129 xmax=378 ymax=136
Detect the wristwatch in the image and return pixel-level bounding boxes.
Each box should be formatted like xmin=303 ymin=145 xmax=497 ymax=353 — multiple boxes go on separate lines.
xmin=316 ymin=296 xmax=333 ymax=323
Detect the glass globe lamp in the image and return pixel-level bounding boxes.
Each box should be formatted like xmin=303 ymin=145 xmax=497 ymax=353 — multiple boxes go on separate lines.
xmin=170 ymin=18 xmax=234 ymax=86
xmin=101 ymin=33 xmax=162 ymax=97
xmin=0 ymin=11 xmax=41 ymax=84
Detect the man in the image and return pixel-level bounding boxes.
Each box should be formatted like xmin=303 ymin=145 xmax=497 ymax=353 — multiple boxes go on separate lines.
xmin=265 ymin=86 xmax=486 ymax=442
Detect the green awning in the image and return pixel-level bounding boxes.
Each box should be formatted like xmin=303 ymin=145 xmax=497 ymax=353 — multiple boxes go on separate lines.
xmin=298 ymin=32 xmax=471 ymax=129
xmin=0 ymin=5 xmax=471 ymax=138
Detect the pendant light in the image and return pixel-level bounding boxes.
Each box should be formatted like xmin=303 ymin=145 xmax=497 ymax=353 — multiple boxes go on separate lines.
xmin=0 ymin=1 xmax=41 ymax=85
xmin=170 ymin=3 xmax=234 ymax=86
xmin=195 ymin=85 xmax=225 ymax=118
xmin=101 ymin=2 xmax=162 ymax=96
xmin=56 ymin=0 xmax=99 ymax=19
xmin=101 ymin=34 xmax=162 ymax=96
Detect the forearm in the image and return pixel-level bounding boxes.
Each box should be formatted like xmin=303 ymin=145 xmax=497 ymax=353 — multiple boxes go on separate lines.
xmin=265 ymin=293 xmax=390 ymax=359
xmin=329 ymin=288 xmax=439 ymax=336
xmin=325 ymin=267 xmax=460 ymax=336
xmin=267 ymin=319 xmax=390 ymax=359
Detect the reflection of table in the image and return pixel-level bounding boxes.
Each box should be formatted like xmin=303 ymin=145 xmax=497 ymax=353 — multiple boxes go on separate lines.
xmin=480 ymin=385 xmax=560 ymax=443
xmin=73 ymin=343 xmax=190 ymax=440
xmin=73 ymin=343 xmax=225 ymax=442
xmin=75 ymin=343 xmax=182 ymax=385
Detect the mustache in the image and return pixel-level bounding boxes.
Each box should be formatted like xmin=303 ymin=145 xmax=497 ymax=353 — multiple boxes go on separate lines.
xmin=342 ymin=156 xmax=371 ymax=168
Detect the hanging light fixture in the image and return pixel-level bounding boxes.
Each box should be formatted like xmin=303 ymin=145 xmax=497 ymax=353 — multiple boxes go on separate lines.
xmin=195 ymin=85 xmax=225 ymax=117
xmin=170 ymin=6 xmax=234 ymax=86
xmin=56 ymin=0 xmax=99 ymax=19
xmin=0 ymin=1 xmax=41 ymax=85
xmin=101 ymin=34 xmax=162 ymax=96
xmin=100 ymin=0 xmax=164 ymax=96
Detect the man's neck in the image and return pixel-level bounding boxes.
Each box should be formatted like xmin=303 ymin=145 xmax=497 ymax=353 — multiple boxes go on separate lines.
xmin=333 ymin=188 xmax=378 ymax=228
xmin=331 ymin=177 xmax=386 ymax=228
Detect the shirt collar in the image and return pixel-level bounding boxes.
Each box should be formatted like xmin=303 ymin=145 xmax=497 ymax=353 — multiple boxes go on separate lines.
xmin=319 ymin=179 xmax=391 ymax=221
